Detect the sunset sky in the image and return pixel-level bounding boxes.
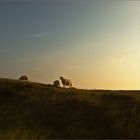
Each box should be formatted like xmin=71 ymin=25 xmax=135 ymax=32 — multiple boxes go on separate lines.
xmin=1 ymin=1 xmax=140 ymax=89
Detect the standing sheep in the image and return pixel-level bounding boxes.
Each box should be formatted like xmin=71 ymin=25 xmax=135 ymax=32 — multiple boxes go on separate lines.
xmin=59 ymin=77 xmax=72 ymax=88
xmin=53 ymin=80 xmax=60 ymax=87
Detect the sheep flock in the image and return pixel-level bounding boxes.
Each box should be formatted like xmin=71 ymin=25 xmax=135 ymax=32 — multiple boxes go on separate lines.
xmin=53 ymin=77 xmax=72 ymax=88
xmin=18 ymin=75 xmax=73 ymax=88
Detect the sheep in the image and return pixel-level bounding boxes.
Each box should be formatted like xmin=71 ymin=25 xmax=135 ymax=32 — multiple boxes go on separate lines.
xmin=19 ymin=75 xmax=28 ymax=81
xmin=59 ymin=76 xmax=72 ymax=88
xmin=53 ymin=80 xmax=60 ymax=87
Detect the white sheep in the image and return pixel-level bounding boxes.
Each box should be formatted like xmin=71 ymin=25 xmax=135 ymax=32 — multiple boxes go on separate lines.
xmin=53 ymin=80 xmax=60 ymax=87
xmin=59 ymin=77 xmax=72 ymax=88
xmin=19 ymin=75 xmax=28 ymax=81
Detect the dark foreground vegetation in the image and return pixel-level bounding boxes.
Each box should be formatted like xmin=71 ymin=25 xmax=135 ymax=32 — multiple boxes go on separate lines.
xmin=0 ymin=78 xmax=140 ymax=139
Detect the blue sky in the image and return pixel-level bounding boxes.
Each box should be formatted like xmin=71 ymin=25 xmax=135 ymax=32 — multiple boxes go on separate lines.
xmin=1 ymin=1 xmax=140 ymax=89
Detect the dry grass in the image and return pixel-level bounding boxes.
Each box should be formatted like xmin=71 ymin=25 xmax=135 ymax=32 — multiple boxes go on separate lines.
xmin=0 ymin=78 xmax=140 ymax=138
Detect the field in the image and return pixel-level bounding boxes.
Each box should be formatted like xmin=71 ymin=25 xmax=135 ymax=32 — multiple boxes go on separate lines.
xmin=0 ymin=78 xmax=140 ymax=138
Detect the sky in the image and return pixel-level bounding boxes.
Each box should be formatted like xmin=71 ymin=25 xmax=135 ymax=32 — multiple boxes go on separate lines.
xmin=1 ymin=0 xmax=140 ymax=89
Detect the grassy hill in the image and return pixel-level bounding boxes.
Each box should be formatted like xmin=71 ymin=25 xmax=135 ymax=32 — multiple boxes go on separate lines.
xmin=0 ymin=78 xmax=140 ymax=139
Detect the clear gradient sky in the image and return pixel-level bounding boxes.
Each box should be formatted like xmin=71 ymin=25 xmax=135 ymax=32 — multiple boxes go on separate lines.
xmin=1 ymin=0 xmax=140 ymax=89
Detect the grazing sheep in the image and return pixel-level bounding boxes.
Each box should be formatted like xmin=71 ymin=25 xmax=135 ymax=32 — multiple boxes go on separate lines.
xmin=53 ymin=80 xmax=60 ymax=87
xmin=59 ymin=77 xmax=72 ymax=88
xmin=19 ymin=75 xmax=28 ymax=81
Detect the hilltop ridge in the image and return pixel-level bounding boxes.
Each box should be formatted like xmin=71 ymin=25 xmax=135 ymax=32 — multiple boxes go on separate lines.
xmin=0 ymin=78 xmax=140 ymax=139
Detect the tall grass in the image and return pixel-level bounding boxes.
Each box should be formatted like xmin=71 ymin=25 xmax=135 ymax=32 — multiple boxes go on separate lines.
xmin=0 ymin=78 xmax=140 ymax=138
